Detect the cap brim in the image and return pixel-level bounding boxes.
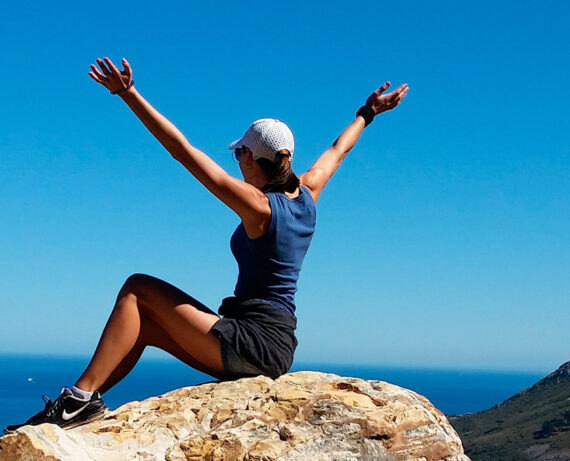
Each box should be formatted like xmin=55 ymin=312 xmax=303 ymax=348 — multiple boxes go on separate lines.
xmin=228 ymin=138 xmax=242 ymax=151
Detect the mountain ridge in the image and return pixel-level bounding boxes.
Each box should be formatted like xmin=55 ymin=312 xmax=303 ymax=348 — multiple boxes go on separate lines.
xmin=451 ymin=360 xmax=570 ymax=461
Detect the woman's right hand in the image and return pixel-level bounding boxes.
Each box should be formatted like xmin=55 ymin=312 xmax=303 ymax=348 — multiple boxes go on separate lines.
xmin=89 ymin=57 xmax=133 ymax=95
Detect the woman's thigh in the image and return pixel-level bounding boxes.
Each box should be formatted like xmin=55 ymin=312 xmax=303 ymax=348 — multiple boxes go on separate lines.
xmin=121 ymin=273 xmax=224 ymax=375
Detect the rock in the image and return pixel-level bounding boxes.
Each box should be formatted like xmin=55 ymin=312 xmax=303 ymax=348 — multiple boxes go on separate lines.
xmin=0 ymin=371 xmax=469 ymax=460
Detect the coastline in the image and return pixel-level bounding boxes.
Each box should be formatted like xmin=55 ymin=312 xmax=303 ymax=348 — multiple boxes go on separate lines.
xmin=0 ymin=353 xmax=544 ymax=431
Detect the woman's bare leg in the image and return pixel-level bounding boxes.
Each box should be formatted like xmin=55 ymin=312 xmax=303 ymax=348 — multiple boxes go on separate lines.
xmin=97 ymin=315 xmax=225 ymax=393
xmin=75 ymin=274 xmax=224 ymax=392
xmin=95 ymin=342 xmax=145 ymax=394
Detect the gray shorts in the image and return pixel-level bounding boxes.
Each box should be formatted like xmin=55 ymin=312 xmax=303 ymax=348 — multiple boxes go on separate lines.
xmin=220 ymin=340 xmax=267 ymax=378
xmin=211 ymin=297 xmax=298 ymax=380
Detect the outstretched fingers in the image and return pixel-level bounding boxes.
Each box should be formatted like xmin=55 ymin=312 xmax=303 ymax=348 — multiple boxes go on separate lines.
xmin=88 ymin=72 xmax=103 ymax=84
xmin=89 ymin=70 xmax=104 ymax=84
xmin=104 ymin=57 xmax=122 ymax=79
xmin=96 ymin=58 xmax=112 ymax=76
xmin=89 ymin=61 xmax=110 ymax=85
xmin=89 ymin=63 xmax=106 ymax=79
xmin=121 ymin=58 xmax=132 ymax=78
xmin=377 ymin=81 xmax=391 ymax=95
xmin=386 ymin=83 xmax=409 ymax=106
xmin=88 ymin=56 xmax=134 ymax=94
xmin=396 ymin=84 xmax=409 ymax=102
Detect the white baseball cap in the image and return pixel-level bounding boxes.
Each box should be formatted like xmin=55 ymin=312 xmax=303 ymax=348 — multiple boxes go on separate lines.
xmin=229 ymin=118 xmax=295 ymax=162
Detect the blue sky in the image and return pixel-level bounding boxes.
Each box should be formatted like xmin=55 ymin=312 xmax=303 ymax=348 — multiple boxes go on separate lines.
xmin=1 ymin=1 xmax=568 ymax=373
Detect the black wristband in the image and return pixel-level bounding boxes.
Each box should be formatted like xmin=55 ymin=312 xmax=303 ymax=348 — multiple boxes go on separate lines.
xmin=111 ymin=80 xmax=135 ymax=95
xmin=356 ymin=105 xmax=375 ymax=127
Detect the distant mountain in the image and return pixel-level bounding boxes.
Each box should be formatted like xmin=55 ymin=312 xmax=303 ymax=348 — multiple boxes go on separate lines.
xmin=450 ymin=361 xmax=570 ymax=460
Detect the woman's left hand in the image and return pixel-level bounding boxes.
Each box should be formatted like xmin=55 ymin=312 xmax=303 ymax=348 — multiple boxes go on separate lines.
xmin=365 ymin=81 xmax=409 ymax=115
xmin=89 ymin=57 xmax=133 ymax=95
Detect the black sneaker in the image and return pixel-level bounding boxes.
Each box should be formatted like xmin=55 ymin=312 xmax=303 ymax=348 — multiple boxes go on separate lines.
xmin=3 ymin=387 xmax=107 ymax=434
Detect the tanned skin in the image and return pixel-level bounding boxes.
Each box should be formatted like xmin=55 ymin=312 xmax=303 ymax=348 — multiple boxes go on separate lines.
xmin=75 ymin=57 xmax=408 ymax=392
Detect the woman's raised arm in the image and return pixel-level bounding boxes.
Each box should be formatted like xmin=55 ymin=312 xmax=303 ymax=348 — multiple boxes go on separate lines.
xmin=300 ymin=81 xmax=409 ymax=203
xmin=89 ymin=57 xmax=270 ymax=230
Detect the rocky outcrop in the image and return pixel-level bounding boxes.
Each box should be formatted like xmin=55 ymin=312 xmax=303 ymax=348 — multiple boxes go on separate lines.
xmin=0 ymin=371 xmax=469 ymax=460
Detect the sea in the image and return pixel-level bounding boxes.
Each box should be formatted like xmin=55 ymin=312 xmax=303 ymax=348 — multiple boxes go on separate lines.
xmin=0 ymin=354 xmax=544 ymax=431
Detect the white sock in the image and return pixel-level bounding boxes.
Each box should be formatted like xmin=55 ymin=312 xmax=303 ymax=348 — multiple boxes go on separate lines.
xmin=71 ymin=385 xmax=93 ymax=400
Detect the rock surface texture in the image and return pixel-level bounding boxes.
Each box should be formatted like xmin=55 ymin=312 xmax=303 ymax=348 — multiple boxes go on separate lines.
xmin=0 ymin=371 xmax=469 ymax=460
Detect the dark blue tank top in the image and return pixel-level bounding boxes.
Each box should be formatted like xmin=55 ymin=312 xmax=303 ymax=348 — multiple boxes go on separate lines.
xmin=230 ymin=185 xmax=316 ymax=316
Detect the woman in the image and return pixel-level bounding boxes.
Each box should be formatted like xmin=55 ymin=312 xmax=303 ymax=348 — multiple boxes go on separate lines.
xmin=5 ymin=57 xmax=408 ymax=432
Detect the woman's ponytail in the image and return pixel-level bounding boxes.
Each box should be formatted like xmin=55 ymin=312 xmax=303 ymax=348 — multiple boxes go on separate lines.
xmin=257 ymin=150 xmax=300 ymax=194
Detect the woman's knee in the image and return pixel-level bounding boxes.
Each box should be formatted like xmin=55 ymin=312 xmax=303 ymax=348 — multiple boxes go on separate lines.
xmin=115 ymin=274 xmax=163 ymax=319
xmin=117 ymin=273 xmax=184 ymax=313
xmin=116 ymin=273 xmax=211 ymax=317
xmin=118 ymin=273 xmax=156 ymax=299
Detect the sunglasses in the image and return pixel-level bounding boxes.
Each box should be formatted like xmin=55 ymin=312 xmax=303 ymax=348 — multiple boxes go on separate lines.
xmin=233 ymin=146 xmax=250 ymax=162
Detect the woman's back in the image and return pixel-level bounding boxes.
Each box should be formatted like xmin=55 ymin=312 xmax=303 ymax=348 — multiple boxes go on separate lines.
xmin=230 ymin=185 xmax=316 ymax=316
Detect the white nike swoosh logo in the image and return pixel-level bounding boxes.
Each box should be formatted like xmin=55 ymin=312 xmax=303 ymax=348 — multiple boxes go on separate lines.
xmin=61 ymin=402 xmax=90 ymax=421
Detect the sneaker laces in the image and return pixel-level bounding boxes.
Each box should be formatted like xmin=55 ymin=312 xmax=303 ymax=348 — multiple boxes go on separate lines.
xmin=42 ymin=395 xmax=52 ymax=408
xmin=23 ymin=395 xmax=54 ymax=425
xmin=45 ymin=389 xmax=65 ymax=418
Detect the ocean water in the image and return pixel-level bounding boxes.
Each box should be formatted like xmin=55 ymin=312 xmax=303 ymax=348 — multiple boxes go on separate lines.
xmin=0 ymin=354 xmax=544 ymax=431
